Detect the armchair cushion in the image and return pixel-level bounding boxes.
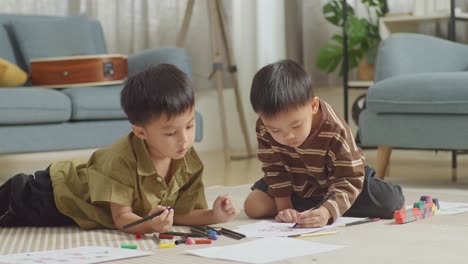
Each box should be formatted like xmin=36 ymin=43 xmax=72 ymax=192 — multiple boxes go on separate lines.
xmin=10 ymin=15 xmax=97 ymax=70
xmin=367 ymin=72 xmax=468 ymax=115
xmin=359 ymin=110 xmax=468 ymax=150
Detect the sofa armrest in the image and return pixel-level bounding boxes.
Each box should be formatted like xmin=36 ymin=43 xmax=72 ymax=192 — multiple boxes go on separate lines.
xmin=375 ymin=33 xmax=468 ymax=82
xmin=128 ymin=47 xmax=192 ymax=78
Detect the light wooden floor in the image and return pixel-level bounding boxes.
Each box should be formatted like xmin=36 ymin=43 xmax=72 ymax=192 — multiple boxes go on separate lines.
xmin=1 ymin=86 xmax=467 ymax=188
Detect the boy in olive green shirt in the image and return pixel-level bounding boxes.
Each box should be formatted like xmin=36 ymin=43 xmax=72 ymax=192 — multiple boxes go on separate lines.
xmin=0 ymin=64 xmax=239 ymax=234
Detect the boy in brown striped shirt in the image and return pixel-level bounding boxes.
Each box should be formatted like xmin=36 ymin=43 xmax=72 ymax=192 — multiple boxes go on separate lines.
xmin=244 ymin=60 xmax=404 ymax=227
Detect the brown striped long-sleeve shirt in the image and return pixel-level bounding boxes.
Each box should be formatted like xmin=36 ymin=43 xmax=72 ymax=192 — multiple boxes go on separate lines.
xmin=256 ymin=100 xmax=365 ymax=222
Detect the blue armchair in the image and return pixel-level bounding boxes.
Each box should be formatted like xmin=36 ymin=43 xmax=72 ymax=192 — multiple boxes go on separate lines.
xmin=359 ymin=33 xmax=468 ymax=182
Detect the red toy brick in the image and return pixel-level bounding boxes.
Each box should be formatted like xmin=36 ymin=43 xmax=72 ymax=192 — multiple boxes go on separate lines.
xmin=394 ymin=195 xmax=439 ymax=224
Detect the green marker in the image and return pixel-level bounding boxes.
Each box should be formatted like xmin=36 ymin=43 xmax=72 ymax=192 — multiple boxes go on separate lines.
xmin=120 ymin=244 xmax=138 ymax=249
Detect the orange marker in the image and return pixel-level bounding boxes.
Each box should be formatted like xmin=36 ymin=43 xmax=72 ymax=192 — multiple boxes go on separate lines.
xmin=195 ymin=239 xmax=212 ymax=244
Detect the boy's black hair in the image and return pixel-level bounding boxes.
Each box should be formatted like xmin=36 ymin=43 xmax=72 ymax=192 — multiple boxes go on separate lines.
xmin=121 ymin=64 xmax=194 ymax=126
xmin=250 ymin=59 xmax=314 ymax=118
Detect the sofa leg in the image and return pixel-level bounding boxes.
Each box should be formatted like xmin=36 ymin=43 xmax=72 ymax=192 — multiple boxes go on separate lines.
xmin=452 ymin=150 xmax=457 ymax=182
xmin=376 ymin=146 xmax=392 ymax=179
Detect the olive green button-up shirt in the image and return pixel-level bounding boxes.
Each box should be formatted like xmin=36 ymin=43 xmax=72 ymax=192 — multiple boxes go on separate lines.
xmin=49 ymin=133 xmax=207 ymax=229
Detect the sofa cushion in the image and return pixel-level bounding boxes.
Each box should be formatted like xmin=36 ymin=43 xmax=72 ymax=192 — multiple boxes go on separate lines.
xmin=0 ymin=58 xmax=27 ymax=87
xmin=10 ymin=15 xmax=97 ymax=70
xmin=366 ymin=72 xmax=468 ymax=115
xmin=0 ymin=26 xmax=16 ymax=64
xmin=62 ymin=85 xmax=126 ymax=121
xmin=0 ymin=88 xmax=71 ymax=124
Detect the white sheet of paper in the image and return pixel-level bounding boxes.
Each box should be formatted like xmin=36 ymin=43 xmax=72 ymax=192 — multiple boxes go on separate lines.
xmin=437 ymin=201 xmax=468 ymax=215
xmin=234 ymin=217 xmax=364 ymax=238
xmin=0 ymin=246 xmax=152 ymax=264
xmin=186 ymin=237 xmax=344 ymax=264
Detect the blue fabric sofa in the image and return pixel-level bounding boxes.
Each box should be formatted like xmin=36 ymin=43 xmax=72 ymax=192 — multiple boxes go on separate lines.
xmin=0 ymin=14 xmax=202 ymax=154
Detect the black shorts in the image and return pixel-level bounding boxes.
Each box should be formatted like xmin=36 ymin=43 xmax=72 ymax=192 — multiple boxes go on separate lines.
xmin=0 ymin=167 xmax=76 ymax=227
xmin=251 ymin=166 xmax=404 ymax=219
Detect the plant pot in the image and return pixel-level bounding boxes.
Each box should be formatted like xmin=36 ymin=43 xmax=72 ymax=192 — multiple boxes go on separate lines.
xmin=358 ymin=60 xmax=375 ymax=81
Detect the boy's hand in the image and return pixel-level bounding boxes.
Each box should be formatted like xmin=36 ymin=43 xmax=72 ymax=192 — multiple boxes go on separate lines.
xmin=296 ymin=206 xmax=330 ymax=228
xmin=275 ymin=209 xmax=299 ymax=223
xmin=148 ymin=205 xmax=174 ymax=233
xmin=212 ymin=194 xmax=239 ymax=223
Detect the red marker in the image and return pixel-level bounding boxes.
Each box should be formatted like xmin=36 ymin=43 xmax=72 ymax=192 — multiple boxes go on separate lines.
xmin=159 ymin=233 xmax=174 ymax=240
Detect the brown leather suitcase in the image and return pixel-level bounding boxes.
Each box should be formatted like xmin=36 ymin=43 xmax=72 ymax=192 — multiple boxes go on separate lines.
xmin=30 ymin=54 xmax=128 ymax=88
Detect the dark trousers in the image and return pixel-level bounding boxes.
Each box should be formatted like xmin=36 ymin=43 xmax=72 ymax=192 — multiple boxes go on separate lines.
xmin=251 ymin=166 xmax=405 ymax=219
xmin=0 ymin=168 xmax=75 ymax=227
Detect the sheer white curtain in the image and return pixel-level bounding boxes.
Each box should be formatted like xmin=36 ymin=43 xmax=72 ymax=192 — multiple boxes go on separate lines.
xmin=76 ymin=0 xmax=220 ymax=91
xmin=1 ymin=0 xmax=68 ymax=15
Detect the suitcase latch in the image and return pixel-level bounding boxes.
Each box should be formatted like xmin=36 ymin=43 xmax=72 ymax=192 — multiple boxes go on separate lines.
xmin=103 ymin=62 xmax=115 ymax=77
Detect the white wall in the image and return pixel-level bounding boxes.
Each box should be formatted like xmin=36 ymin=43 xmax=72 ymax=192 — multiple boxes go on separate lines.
xmin=194 ymin=0 xmax=287 ymax=152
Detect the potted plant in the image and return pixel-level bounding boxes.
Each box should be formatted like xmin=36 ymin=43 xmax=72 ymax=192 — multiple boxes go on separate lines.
xmin=316 ymin=0 xmax=388 ymax=80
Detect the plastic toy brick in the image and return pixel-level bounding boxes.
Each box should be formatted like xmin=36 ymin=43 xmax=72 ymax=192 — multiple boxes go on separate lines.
xmin=433 ymin=198 xmax=440 ymax=209
xmin=420 ymin=196 xmax=432 ymax=204
xmin=414 ymin=201 xmax=425 ymax=211
xmin=393 ymin=195 xmax=439 ymax=224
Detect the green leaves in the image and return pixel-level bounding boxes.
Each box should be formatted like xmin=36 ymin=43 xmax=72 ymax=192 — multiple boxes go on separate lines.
xmin=323 ymin=0 xmax=355 ymax=26
xmin=316 ymin=36 xmax=343 ymax=74
xmin=346 ymin=16 xmax=369 ymax=46
xmin=316 ymin=0 xmax=386 ymax=75
xmin=316 ymin=33 xmax=363 ymax=75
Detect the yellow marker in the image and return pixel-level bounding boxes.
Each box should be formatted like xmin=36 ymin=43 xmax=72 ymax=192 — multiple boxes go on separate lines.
xmin=159 ymin=241 xmax=175 ymax=249
xmin=290 ymin=231 xmax=338 ymax=239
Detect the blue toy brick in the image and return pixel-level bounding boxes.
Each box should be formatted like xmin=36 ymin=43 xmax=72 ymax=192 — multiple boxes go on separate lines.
xmin=420 ymin=196 xmax=430 ymax=203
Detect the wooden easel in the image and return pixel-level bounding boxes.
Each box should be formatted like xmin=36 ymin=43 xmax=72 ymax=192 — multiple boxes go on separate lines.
xmin=176 ymin=0 xmax=254 ymax=161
